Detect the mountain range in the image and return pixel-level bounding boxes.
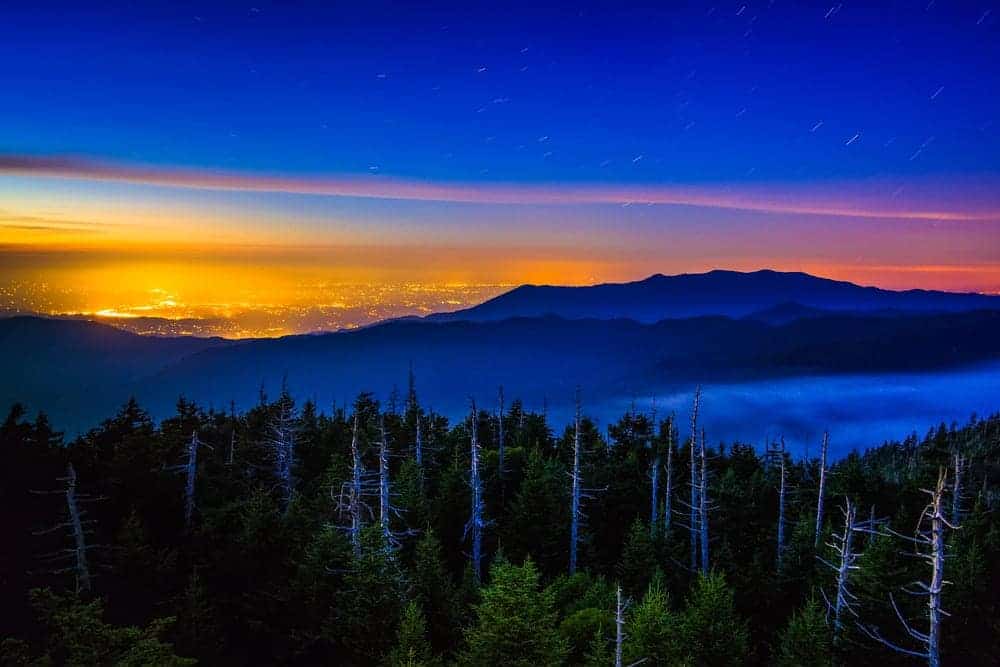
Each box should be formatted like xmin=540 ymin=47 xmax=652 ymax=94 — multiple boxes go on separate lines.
xmin=430 ymin=269 xmax=1000 ymax=323
xmin=2 ymin=269 xmax=999 ymax=434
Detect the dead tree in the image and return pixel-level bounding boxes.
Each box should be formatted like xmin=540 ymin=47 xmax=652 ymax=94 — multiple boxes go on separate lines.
xmin=568 ymin=389 xmax=601 ymax=574
xmin=663 ymin=416 xmax=675 ymax=534
xmin=860 ymin=468 xmax=958 ymax=667
xmin=414 ymin=417 xmax=423 ymax=468
xmin=497 ymin=385 xmax=505 ymax=479
xmin=818 ymin=498 xmax=874 ymax=642
xmin=34 ymin=464 xmax=101 ymax=592
xmin=179 ymin=431 xmax=211 ymax=530
xmin=337 ymin=414 xmax=374 ymax=556
xmin=698 ymin=428 xmax=710 ymax=573
xmin=267 ymin=387 xmax=297 ymax=512
xmin=951 ymin=453 xmax=966 ymax=525
xmin=569 ymin=394 xmax=583 ymax=574
xmin=646 ymin=398 xmax=660 ymax=537
xmin=615 ymin=585 xmax=629 ymax=667
xmin=689 ymin=387 xmax=702 ymax=570
xmin=815 ymin=431 xmax=829 ymax=548
xmin=376 ymin=416 xmax=413 ymax=555
xmin=349 ymin=414 xmax=364 ymax=552
xmin=65 ymin=464 xmax=92 ymax=592
xmin=766 ymin=439 xmax=788 ymax=573
xmin=226 ymin=401 xmax=237 ymax=466
xmin=465 ymin=399 xmax=487 ymax=582
xmin=378 ymin=417 xmax=393 ymax=552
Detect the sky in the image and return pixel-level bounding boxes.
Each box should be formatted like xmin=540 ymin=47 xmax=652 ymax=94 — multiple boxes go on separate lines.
xmin=1 ymin=1 xmax=999 ymax=336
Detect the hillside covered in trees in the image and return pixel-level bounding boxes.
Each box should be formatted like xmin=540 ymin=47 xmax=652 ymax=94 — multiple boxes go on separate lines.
xmin=2 ymin=381 xmax=997 ymax=666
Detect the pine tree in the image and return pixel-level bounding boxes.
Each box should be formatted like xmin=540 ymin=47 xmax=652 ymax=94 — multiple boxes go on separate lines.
xmin=582 ymin=628 xmax=613 ymax=667
xmin=774 ymin=599 xmax=834 ymax=667
xmin=21 ymin=588 xmax=195 ymax=666
xmin=411 ymin=529 xmax=460 ymax=654
xmin=624 ymin=573 xmax=675 ymax=666
xmin=616 ymin=518 xmax=657 ymax=596
xmin=673 ymin=572 xmax=748 ymax=667
xmin=389 ymin=601 xmax=436 ymax=667
xmin=173 ymin=567 xmax=223 ymax=660
xmin=342 ymin=527 xmax=405 ymax=662
xmin=505 ymin=450 xmax=568 ymax=576
xmin=461 ymin=557 xmax=567 ymax=666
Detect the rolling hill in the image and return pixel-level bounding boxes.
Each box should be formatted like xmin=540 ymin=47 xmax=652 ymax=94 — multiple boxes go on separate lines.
xmin=2 ymin=304 xmax=999 ymax=434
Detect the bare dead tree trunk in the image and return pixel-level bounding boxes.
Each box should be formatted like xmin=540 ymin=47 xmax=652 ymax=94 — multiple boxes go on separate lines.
xmin=819 ymin=497 xmax=884 ymax=644
xmin=952 ymin=453 xmax=965 ymax=525
xmin=699 ymin=428 xmax=709 ymax=573
xmin=348 ymin=414 xmax=363 ymax=556
xmin=832 ymin=498 xmax=856 ymax=640
xmin=815 ymin=431 xmax=829 ymax=548
xmin=183 ymin=431 xmax=201 ymax=530
xmin=414 ymin=417 xmax=423 ymax=468
xmin=226 ymin=401 xmax=236 ymax=466
xmin=497 ymin=386 xmax=505 ymax=480
xmin=268 ymin=387 xmax=297 ymax=513
xmin=65 ymin=463 xmax=91 ymax=592
xmin=615 ymin=585 xmax=627 ymax=667
xmin=570 ymin=392 xmax=582 ymax=574
xmin=928 ymin=476 xmax=946 ymax=667
xmin=379 ymin=416 xmax=392 ymax=554
xmin=466 ymin=399 xmax=485 ymax=582
xmin=689 ymin=386 xmax=701 ymax=571
xmin=663 ymin=415 xmax=674 ymax=533
xmin=664 ymin=418 xmax=673 ymax=534
xmin=859 ymin=468 xmax=957 ymax=667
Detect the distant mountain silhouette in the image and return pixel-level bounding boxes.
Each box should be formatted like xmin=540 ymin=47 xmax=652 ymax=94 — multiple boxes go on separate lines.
xmin=3 ymin=307 xmax=999 ymax=434
xmin=0 ymin=316 xmax=225 ymax=430
xmin=429 ymin=269 xmax=1000 ymax=323
xmin=742 ymin=301 xmax=833 ymax=325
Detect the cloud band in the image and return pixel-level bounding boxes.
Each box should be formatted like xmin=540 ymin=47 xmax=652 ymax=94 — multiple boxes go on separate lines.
xmin=1 ymin=153 xmax=997 ymax=222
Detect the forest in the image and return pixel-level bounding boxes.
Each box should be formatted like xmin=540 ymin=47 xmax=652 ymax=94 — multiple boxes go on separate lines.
xmin=1 ymin=378 xmax=997 ymax=666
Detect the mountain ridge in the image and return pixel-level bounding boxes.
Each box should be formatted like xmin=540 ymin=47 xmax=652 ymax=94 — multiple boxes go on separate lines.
xmin=429 ymin=269 xmax=1000 ymax=323
xmin=3 ymin=306 xmax=1000 ymax=434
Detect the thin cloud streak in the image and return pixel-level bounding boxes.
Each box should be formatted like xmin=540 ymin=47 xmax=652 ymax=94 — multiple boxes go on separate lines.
xmin=2 ymin=153 xmax=997 ymax=223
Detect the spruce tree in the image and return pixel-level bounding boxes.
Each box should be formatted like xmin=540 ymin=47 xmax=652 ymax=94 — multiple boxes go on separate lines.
xmin=624 ymin=573 xmax=676 ymax=666
xmin=389 ymin=601 xmax=436 ymax=667
xmin=774 ymin=599 xmax=833 ymax=667
xmin=674 ymin=572 xmax=748 ymax=666
xmin=461 ymin=557 xmax=567 ymax=666
xmin=411 ymin=529 xmax=460 ymax=654
xmin=616 ymin=518 xmax=657 ymax=596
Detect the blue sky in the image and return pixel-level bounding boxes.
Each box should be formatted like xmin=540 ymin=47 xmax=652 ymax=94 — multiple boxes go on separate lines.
xmin=2 ymin=1 xmax=997 ymax=183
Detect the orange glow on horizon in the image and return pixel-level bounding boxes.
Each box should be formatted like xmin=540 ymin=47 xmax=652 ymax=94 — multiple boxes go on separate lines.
xmin=4 ymin=167 xmax=999 ymax=337
xmin=3 ymin=238 xmax=998 ymax=339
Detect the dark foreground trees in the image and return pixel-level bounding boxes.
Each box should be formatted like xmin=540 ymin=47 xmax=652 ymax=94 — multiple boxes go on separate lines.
xmin=1 ymin=392 xmax=997 ymax=666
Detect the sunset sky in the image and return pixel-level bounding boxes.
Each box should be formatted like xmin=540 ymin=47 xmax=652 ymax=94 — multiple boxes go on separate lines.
xmin=2 ymin=1 xmax=999 ymax=336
